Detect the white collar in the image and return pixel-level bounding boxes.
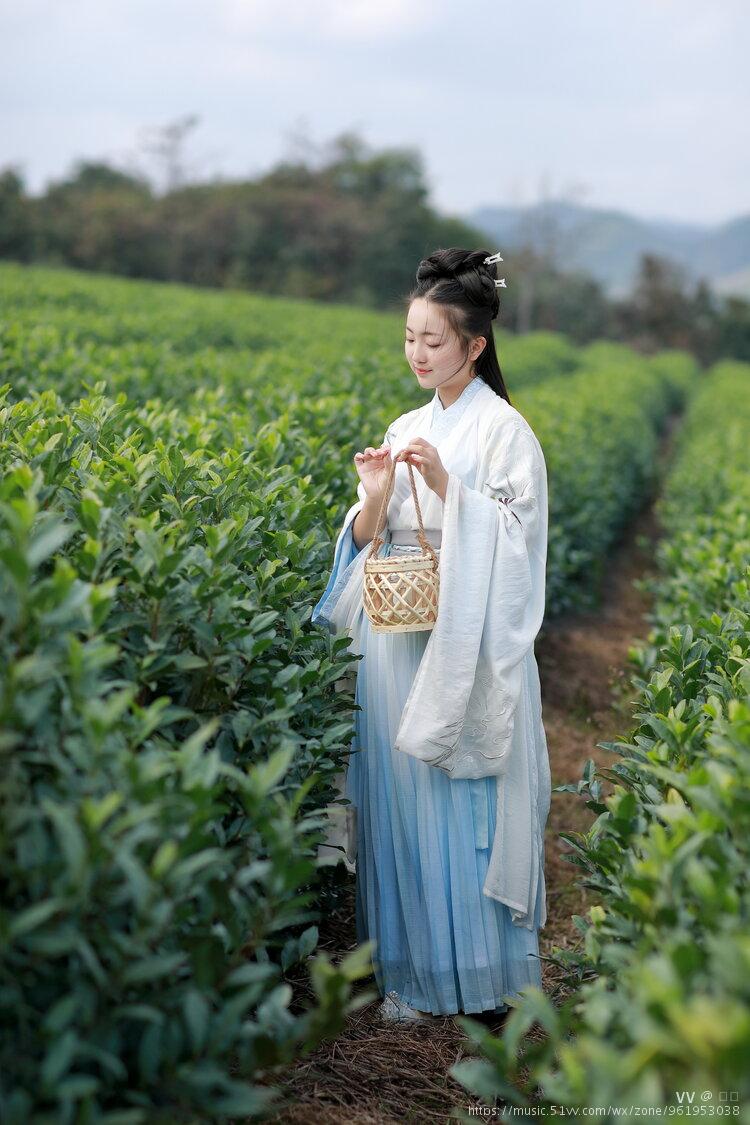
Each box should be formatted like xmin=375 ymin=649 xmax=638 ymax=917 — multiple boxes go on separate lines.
xmin=429 ymin=376 xmax=485 ymax=440
xmin=431 ymin=376 xmax=484 ymax=414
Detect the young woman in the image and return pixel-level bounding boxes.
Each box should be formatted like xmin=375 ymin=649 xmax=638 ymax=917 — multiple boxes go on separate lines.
xmin=312 ymin=247 xmax=551 ymax=1022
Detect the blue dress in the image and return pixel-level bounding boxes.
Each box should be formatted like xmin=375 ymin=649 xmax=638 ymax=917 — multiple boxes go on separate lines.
xmin=312 ymin=388 xmax=544 ymax=1016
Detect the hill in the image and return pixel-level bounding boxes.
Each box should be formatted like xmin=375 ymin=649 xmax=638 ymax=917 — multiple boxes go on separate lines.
xmin=467 ymin=199 xmax=750 ymax=300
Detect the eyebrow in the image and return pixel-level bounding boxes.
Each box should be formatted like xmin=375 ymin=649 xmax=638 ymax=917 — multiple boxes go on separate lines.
xmin=405 ymin=326 xmax=442 ymax=336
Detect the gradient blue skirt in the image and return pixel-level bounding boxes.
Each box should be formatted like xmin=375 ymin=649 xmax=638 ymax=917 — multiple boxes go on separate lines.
xmin=312 ymin=522 xmax=543 ymax=1016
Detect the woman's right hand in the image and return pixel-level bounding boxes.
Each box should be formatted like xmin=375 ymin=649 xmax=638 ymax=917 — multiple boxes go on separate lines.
xmin=354 ymin=443 xmax=393 ymax=500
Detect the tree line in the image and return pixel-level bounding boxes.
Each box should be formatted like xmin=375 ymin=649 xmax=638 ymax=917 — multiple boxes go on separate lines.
xmin=1 ymin=130 xmax=747 ymax=365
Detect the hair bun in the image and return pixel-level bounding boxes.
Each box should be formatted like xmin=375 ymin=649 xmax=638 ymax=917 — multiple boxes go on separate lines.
xmin=416 ymin=248 xmax=500 ymax=318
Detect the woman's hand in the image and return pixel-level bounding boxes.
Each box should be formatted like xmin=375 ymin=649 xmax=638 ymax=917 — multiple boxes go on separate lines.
xmin=395 ymin=438 xmax=449 ymax=503
xmin=353 ymin=443 xmax=393 ymax=499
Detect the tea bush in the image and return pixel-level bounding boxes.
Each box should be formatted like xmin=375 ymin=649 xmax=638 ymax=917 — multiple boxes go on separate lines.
xmin=0 ymin=396 xmax=378 ymax=1121
xmin=511 ymin=346 xmax=695 ymax=614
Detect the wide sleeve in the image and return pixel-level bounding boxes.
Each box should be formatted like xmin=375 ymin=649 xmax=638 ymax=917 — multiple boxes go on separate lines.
xmin=393 ymin=418 xmax=548 ymax=780
xmin=475 ymin=419 xmax=548 ymax=652
xmin=482 ymin=420 xmax=547 ymax=571
xmin=310 ymin=422 xmax=396 ymax=630
xmin=474 ymin=422 xmax=550 ymax=929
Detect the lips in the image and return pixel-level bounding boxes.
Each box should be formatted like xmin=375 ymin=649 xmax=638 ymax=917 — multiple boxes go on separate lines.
xmin=415 ymin=368 xmax=431 ymax=374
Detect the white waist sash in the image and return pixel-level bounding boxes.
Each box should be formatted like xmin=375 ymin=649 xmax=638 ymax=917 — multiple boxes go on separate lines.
xmin=389 ymin=527 xmax=442 ymax=548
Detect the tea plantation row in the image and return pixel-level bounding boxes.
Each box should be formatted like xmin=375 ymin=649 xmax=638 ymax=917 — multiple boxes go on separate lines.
xmin=0 ymin=262 xmax=581 ymax=410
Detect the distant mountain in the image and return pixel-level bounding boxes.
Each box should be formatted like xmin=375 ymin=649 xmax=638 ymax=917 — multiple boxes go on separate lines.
xmin=465 ymin=200 xmax=750 ymax=301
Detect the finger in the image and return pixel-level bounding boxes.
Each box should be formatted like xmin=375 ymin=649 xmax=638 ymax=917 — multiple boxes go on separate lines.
xmin=355 ymin=448 xmax=388 ymax=463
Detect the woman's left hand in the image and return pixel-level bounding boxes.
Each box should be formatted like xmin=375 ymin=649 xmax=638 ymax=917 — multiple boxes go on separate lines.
xmin=396 ymin=438 xmax=450 ymax=503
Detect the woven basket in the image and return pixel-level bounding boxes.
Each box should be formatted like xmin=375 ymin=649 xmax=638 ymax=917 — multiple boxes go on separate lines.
xmin=363 ymin=452 xmax=440 ymax=633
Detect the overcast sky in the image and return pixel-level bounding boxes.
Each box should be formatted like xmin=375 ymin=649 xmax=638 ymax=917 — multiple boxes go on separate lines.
xmin=2 ymin=0 xmax=748 ymax=227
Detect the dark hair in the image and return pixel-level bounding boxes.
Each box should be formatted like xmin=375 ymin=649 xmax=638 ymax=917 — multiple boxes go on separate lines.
xmin=405 ymin=247 xmax=512 ymax=404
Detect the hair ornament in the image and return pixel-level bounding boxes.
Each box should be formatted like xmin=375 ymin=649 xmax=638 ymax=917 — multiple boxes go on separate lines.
xmin=484 ymin=251 xmax=506 ymax=288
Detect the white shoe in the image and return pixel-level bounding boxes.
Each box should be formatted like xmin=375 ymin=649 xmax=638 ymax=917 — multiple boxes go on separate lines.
xmin=377 ymin=990 xmax=433 ymax=1022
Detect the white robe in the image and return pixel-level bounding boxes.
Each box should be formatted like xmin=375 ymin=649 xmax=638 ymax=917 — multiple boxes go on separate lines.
xmin=316 ymin=376 xmax=551 ymax=929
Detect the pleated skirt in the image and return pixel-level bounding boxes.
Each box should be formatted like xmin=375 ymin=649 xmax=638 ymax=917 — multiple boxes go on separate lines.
xmin=314 ymin=529 xmax=543 ymax=1016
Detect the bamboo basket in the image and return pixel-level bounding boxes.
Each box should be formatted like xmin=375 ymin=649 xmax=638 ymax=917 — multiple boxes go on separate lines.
xmin=363 ymin=452 xmax=440 ymax=633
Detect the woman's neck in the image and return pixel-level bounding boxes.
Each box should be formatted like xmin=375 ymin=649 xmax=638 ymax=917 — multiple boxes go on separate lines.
xmin=437 ymin=375 xmax=475 ymax=410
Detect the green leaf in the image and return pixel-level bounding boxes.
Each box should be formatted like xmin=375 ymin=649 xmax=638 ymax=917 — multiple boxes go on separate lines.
xmin=122 ymin=952 xmax=186 ymax=984
xmin=28 ymin=520 xmax=76 ymax=567
xmin=41 ymin=1029 xmax=78 ymax=1088
xmin=9 ymin=898 xmax=63 ymax=939
xmin=41 ymin=801 xmax=87 ymax=880
xmin=250 ymin=746 xmax=294 ymax=795
xmin=183 ymin=989 xmax=210 ymax=1054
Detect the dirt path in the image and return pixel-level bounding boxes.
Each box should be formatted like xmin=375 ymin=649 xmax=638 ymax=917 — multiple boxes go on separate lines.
xmin=263 ymin=418 xmax=679 ymax=1124
xmin=534 ymin=503 xmax=660 ymax=967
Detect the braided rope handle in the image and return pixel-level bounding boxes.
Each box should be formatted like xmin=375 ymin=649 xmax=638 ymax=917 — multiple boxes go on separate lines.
xmin=365 ymin=449 xmax=439 ymax=564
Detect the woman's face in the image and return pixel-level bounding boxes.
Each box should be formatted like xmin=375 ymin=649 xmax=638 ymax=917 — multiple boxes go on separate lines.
xmin=404 ymin=297 xmax=482 ymax=392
